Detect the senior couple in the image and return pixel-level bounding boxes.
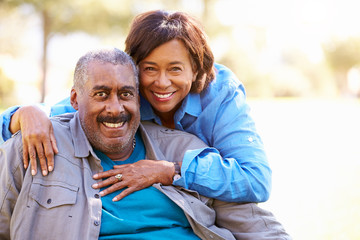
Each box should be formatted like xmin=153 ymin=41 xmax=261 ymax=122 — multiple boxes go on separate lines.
xmin=0 ymin=10 xmax=291 ymax=239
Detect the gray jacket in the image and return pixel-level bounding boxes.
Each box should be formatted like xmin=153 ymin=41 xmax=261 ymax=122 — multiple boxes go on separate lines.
xmin=0 ymin=112 xmax=290 ymax=240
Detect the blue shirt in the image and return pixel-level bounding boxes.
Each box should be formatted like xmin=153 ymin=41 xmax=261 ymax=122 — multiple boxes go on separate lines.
xmin=0 ymin=63 xmax=271 ymax=202
xmin=95 ymin=132 xmax=199 ymax=239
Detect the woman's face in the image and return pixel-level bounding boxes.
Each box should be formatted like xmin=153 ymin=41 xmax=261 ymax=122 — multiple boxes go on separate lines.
xmin=138 ymin=39 xmax=197 ymax=116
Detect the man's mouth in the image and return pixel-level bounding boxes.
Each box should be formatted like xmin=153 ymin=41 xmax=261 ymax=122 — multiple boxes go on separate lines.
xmin=97 ymin=115 xmax=130 ymax=128
xmin=103 ymin=122 xmax=125 ymax=128
xmin=153 ymin=92 xmax=174 ymax=99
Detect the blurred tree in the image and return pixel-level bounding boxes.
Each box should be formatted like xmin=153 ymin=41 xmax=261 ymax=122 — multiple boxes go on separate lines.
xmin=323 ymin=37 xmax=360 ymax=96
xmin=0 ymin=0 xmax=134 ymax=102
xmin=0 ymin=7 xmax=26 ymax=57
xmin=0 ymin=68 xmax=15 ymax=108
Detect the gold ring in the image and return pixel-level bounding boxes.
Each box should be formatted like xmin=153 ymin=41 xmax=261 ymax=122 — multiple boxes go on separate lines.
xmin=114 ymin=173 xmax=123 ymax=182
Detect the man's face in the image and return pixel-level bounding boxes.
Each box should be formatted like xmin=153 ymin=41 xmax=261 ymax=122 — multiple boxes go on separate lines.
xmin=71 ymin=61 xmax=140 ymax=160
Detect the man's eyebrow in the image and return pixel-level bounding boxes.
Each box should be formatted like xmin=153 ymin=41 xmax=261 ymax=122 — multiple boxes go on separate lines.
xmin=121 ymin=86 xmax=136 ymax=92
xmin=92 ymin=85 xmax=136 ymax=92
xmin=92 ymin=85 xmax=111 ymax=91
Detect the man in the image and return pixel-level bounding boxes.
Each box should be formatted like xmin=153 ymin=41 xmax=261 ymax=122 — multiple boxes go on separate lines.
xmin=0 ymin=48 xmax=290 ymax=239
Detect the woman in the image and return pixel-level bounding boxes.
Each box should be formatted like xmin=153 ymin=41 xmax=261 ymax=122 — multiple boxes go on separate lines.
xmin=1 ymin=10 xmax=271 ymax=203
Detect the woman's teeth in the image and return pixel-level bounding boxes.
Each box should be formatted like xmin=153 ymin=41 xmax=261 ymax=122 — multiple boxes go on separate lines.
xmin=153 ymin=92 xmax=173 ymax=98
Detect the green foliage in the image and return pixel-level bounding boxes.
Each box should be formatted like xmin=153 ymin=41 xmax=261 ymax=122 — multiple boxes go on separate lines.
xmin=322 ymin=37 xmax=360 ymax=94
xmin=1 ymin=0 xmax=135 ymax=36
xmin=323 ymin=37 xmax=360 ymax=73
xmin=0 ymin=0 xmax=136 ymax=101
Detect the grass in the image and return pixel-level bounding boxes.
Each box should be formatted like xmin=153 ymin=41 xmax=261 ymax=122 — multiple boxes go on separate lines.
xmin=249 ymin=98 xmax=360 ymax=240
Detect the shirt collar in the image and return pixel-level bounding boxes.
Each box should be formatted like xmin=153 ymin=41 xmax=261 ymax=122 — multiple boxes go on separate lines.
xmin=180 ymin=92 xmax=202 ymax=118
xmin=139 ymin=93 xmax=202 ymax=121
xmin=68 ymin=112 xmax=164 ymax=162
xmin=140 ymin=95 xmax=156 ymax=121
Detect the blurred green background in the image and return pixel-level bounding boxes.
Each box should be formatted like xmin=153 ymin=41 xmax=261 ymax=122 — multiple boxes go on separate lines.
xmin=1 ymin=0 xmax=359 ymax=239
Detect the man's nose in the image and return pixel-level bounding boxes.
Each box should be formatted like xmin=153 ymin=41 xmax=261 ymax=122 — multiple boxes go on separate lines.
xmin=154 ymin=71 xmax=171 ymax=89
xmin=105 ymin=95 xmax=124 ymax=114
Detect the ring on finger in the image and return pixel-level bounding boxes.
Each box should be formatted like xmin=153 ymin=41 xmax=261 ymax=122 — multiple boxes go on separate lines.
xmin=114 ymin=173 xmax=123 ymax=182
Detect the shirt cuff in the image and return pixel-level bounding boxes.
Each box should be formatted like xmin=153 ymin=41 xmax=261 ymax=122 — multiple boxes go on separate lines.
xmin=1 ymin=105 xmax=21 ymax=144
xmin=172 ymin=147 xmax=218 ymax=187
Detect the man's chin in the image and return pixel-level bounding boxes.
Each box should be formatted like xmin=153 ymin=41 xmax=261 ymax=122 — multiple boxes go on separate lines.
xmin=93 ymin=138 xmax=131 ymax=154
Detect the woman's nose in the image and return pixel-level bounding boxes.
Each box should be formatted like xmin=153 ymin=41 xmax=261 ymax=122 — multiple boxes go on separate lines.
xmin=154 ymin=72 xmax=171 ymax=89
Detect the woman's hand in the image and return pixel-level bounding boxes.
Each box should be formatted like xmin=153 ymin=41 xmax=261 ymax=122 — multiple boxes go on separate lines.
xmin=92 ymin=160 xmax=175 ymax=201
xmin=10 ymin=105 xmax=58 ymax=176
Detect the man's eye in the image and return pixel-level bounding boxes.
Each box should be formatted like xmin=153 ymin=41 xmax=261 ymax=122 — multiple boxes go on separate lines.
xmin=95 ymin=92 xmax=107 ymax=97
xmin=121 ymin=92 xmax=133 ymax=98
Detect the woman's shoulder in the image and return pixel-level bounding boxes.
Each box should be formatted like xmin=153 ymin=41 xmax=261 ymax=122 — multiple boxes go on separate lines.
xmin=206 ymin=63 xmax=244 ymax=94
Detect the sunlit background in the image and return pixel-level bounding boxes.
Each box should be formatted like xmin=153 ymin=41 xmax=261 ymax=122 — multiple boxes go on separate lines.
xmin=1 ymin=0 xmax=359 ymax=239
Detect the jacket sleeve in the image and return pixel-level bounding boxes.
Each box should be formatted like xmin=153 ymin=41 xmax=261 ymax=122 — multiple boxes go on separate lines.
xmin=212 ymin=200 xmax=291 ymax=240
xmin=0 ymin=132 xmax=26 ymax=239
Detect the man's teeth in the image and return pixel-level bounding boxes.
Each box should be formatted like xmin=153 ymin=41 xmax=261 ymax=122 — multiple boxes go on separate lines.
xmin=153 ymin=92 xmax=173 ymax=98
xmin=103 ymin=122 xmax=125 ymax=128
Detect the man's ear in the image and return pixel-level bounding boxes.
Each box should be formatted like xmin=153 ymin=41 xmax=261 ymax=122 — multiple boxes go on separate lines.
xmin=70 ymin=88 xmax=79 ymax=110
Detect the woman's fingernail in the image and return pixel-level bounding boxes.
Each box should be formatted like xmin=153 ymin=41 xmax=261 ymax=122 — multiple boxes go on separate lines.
xmin=93 ymin=174 xmax=98 ymax=178
xmin=92 ymin=183 xmax=98 ymax=188
xmin=48 ymin=166 xmax=53 ymax=172
xmin=31 ymin=170 xmax=36 ymax=176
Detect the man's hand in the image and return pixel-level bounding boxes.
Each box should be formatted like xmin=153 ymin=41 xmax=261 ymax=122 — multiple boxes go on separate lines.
xmin=10 ymin=105 xmax=58 ymax=176
xmin=92 ymin=160 xmax=175 ymax=201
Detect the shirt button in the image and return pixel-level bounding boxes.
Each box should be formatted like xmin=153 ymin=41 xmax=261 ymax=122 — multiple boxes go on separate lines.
xmin=94 ymin=194 xmax=100 ymax=199
xmin=47 ymin=199 xmax=52 ymax=204
xmin=94 ymin=221 xmax=100 ymax=226
xmin=248 ymin=137 xmax=254 ymax=142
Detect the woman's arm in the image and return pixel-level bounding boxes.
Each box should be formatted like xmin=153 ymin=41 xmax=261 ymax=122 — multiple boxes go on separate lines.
xmin=1 ymin=105 xmax=20 ymax=144
xmin=0 ymin=97 xmax=74 ymax=175
xmin=172 ymin=65 xmax=272 ymax=203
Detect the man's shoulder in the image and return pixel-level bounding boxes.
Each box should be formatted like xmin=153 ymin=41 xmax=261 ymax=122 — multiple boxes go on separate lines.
xmin=50 ymin=113 xmax=75 ymax=141
xmin=50 ymin=113 xmax=75 ymax=127
xmin=141 ymin=121 xmax=198 ymax=138
xmin=0 ymin=130 xmax=23 ymax=152
xmin=140 ymin=121 xmax=208 ymax=150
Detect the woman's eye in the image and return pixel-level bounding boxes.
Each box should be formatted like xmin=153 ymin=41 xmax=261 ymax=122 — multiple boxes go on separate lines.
xmin=144 ymin=67 xmax=155 ymax=71
xmin=171 ymin=66 xmax=182 ymax=72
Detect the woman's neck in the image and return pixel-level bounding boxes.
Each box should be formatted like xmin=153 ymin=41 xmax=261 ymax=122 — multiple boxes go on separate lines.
xmin=153 ymin=108 xmax=176 ymax=129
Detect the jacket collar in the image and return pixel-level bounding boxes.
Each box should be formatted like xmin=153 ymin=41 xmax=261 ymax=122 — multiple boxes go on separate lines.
xmin=69 ymin=112 xmax=94 ymax=158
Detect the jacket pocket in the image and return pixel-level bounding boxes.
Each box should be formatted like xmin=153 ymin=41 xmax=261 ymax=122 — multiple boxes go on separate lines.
xmin=29 ymin=178 xmax=79 ymax=209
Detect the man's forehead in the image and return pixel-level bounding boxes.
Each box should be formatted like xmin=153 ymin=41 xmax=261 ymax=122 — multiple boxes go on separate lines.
xmin=87 ymin=61 xmax=136 ymax=87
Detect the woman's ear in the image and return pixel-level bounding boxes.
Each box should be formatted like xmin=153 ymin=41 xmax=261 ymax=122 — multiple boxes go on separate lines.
xmin=192 ymin=71 xmax=198 ymax=82
xmin=70 ymin=88 xmax=79 ymax=110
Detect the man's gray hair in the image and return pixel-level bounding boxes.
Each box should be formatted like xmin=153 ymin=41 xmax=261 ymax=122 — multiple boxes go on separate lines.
xmin=73 ymin=48 xmax=139 ymax=91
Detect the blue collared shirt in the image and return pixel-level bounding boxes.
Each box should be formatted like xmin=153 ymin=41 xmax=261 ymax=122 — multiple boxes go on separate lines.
xmin=0 ymin=63 xmax=271 ymax=202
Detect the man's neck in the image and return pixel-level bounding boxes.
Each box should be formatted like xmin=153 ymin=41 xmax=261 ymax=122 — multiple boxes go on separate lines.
xmin=105 ymin=145 xmax=134 ymax=161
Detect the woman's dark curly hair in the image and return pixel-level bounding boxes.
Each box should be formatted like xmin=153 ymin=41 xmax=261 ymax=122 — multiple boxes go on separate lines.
xmin=125 ymin=10 xmax=215 ymax=93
